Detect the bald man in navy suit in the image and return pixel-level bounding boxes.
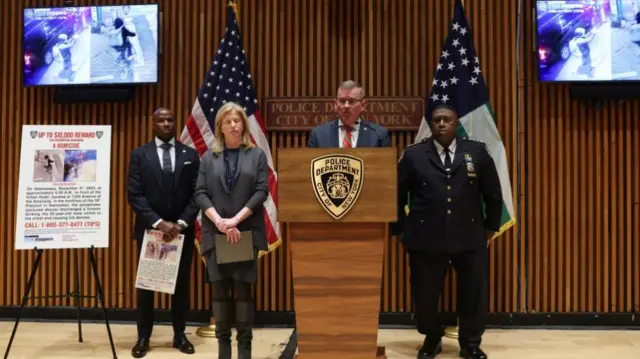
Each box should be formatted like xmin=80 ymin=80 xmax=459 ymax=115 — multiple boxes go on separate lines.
xmin=127 ymin=108 xmax=199 ymax=358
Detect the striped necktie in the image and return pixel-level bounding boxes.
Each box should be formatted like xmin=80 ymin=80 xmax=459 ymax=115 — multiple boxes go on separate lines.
xmin=342 ymin=126 xmax=353 ymax=148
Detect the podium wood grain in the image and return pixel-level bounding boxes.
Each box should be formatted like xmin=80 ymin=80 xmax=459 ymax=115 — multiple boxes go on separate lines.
xmin=289 ymin=222 xmax=386 ymax=359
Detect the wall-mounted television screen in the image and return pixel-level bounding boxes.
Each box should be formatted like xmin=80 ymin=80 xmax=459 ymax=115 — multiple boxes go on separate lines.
xmin=22 ymin=4 xmax=159 ymax=87
xmin=536 ymin=0 xmax=640 ymax=82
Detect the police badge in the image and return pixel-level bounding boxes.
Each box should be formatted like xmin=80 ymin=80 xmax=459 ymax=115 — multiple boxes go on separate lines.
xmin=311 ymin=154 xmax=364 ymax=220
xmin=464 ymin=153 xmax=476 ymax=178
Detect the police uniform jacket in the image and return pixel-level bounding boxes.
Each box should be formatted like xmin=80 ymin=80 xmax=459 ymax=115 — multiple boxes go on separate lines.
xmin=392 ymin=136 xmax=503 ymax=254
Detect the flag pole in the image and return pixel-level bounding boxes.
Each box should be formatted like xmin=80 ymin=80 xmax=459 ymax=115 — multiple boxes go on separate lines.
xmin=229 ymin=0 xmax=239 ymax=22
xmin=444 ymin=0 xmax=464 ymax=342
xmin=197 ymin=0 xmax=241 ymax=340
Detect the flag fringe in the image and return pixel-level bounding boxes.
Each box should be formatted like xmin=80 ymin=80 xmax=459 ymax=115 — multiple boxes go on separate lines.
xmin=258 ymin=235 xmax=283 ymax=258
xmin=491 ymin=216 xmax=516 ymax=240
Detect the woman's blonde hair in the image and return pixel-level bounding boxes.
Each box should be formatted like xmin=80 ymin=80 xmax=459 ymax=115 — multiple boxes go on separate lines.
xmin=212 ymin=102 xmax=254 ymax=154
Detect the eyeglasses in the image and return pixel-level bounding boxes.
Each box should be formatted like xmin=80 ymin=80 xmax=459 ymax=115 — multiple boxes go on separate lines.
xmin=336 ymin=98 xmax=362 ymax=106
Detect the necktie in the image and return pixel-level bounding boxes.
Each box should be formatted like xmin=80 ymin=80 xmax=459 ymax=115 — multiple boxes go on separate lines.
xmin=444 ymin=147 xmax=452 ymax=169
xmin=160 ymin=142 xmax=172 ymax=173
xmin=342 ymin=126 xmax=353 ymax=148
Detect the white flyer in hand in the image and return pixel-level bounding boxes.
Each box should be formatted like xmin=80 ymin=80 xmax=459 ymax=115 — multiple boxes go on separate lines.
xmin=135 ymin=229 xmax=184 ymax=295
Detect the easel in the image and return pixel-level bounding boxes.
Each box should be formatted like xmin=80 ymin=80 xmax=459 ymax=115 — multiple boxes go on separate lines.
xmin=4 ymin=246 xmax=118 ymax=359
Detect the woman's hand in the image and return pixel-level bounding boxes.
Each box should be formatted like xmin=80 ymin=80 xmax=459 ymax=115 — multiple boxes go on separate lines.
xmin=218 ymin=217 xmax=239 ymax=233
xmin=213 ymin=218 xmax=226 ymax=233
xmin=226 ymin=228 xmax=241 ymax=244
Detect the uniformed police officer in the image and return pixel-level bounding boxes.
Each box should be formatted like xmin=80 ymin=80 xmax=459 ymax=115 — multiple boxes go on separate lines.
xmin=393 ymin=104 xmax=502 ymax=359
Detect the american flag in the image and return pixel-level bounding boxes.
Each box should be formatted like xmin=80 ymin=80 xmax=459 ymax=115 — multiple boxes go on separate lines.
xmin=180 ymin=2 xmax=281 ymax=256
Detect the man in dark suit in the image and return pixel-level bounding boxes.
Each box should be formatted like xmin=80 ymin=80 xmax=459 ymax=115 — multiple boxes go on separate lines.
xmin=307 ymin=80 xmax=391 ymax=148
xmin=393 ymin=104 xmax=502 ymax=359
xmin=127 ymin=108 xmax=200 ymax=358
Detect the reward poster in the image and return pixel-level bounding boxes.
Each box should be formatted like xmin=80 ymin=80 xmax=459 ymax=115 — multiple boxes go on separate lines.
xmin=15 ymin=125 xmax=112 ymax=250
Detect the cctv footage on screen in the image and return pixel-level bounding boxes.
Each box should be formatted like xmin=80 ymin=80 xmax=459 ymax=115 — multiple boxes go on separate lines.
xmin=23 ymin=5 xmax=158 ymax=86
xmin=537 ymin=0 xmax=640 ymax=82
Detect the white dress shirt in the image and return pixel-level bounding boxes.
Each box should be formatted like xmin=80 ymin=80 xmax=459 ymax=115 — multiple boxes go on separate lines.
xmin=152 ymin=136 xmax=187 ymax=229
xmin=433 ymin=138 xmax=456 ymax=165
xmin=338 ymin=120 xmax=360 ymax=148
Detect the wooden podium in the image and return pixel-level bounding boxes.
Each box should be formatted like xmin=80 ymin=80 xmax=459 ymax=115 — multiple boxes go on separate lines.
xmin=278 ymin=148 xmax=397 ymax=359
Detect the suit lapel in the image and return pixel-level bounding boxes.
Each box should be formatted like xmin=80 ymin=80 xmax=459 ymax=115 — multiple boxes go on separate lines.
xmin=173 ymin=142 xmax=185 ymax=188
xmin=450 ymin=137 xmax=465 ymax=172
xmin=330 ymin=120 xmax=340 ymax=148
xmin=355 ymin=121 xmax=368 ymax=147
xmin=144 ymin=142 xmax=165 ymax=189
xmin=234 ymin=149 xmax=245 ymax=184
xmin=426 ymin=139 xmax=446 ymax=173
xmin=215 ymin=153 xmax=230 ymax=193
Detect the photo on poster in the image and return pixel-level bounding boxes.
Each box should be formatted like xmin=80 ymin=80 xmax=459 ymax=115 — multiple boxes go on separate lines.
xmin=63 ymin=149 xmax=97 ymax=182
xmin=159 ymin=243 xmax=180 ymax=262
xmin=144 ymin=241 xmax=160 ymax=260
xmin=33 ymin=149 xmax=64 ymax=182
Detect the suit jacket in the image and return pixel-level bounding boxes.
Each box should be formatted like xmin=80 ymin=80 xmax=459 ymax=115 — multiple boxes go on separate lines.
xmin=193 ymin=146 xmax=269 ymax=255
xmin=127 ymin=139 xmax=200 ymax=242
xmin=307 ymin=119 xmax=392 ymax=148
xmin=392 ymin=136 xmax=503 ymax=254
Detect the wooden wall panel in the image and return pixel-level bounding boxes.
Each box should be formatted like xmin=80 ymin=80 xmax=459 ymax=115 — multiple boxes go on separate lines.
xmin=0 ymin=0 xmax=636 ymax=319
xmin=521 ymin=0 xmax=640 ymax=313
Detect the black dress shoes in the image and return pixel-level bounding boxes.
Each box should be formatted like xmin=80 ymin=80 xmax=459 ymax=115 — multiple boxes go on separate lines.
xmin=417 ymin=337 xmax=442 ymax=359
xmin=459 ymin=347 xmax=488 ymax=359
xmin=131 ymin=338 xmax=150 ymax=358
xmin=173 ymin=333 xmax=195 ymax=354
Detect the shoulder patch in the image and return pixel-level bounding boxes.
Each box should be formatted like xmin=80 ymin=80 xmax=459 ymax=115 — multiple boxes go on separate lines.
xmin=399 ymin=138 xmax=427 ymax=162
xmin=462 ymin=136 xmax=481 ymax=142
xmin=407 ymin=137 xmax=428 ymax=147
xmin=462 ymin=136 xmax=486 ymax=145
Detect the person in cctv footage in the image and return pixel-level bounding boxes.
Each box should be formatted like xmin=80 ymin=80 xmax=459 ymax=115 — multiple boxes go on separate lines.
xmin=102 ymin=17 xmax=136 ymax=64
xmin=43 ymin=154 xmax=57 ymax=181
xmin=52 ymin=34 xmax=78 ymax=82
xmin=572 ymin=27 xmax=596 ymax=78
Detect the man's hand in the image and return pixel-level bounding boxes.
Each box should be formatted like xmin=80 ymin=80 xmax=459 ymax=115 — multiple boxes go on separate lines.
xmin=157 ymin=220 xmax=174 ymax=234
xmin=172 ymin=223 xmax=183 ymax=235
xmin=157 ymin=220 xmax=181 ymax=239
xmin=226 ymin=228 xmax=241 ymax=244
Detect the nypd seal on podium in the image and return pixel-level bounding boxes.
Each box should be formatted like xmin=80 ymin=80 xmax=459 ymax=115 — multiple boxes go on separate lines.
xmin=311 ymin=154 xmax=364 ymax=220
